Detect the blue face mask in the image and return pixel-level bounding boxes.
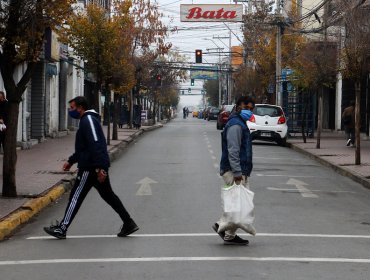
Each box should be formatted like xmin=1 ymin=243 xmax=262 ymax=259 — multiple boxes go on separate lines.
xmin=240 ymin=109 xmax=253 ymax=121
xmin=68 ymin=109 xmax=81 ymax=119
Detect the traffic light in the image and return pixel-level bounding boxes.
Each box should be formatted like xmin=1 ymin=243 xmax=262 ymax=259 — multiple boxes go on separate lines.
xmin=195 ymin=49 xmax=202 ymax=63
xmin=188 ymin=88 xmax=191 ymax=93
xmin=156 ymin=74 xmax=161 ymax=86
xmin=191 ymin=79 xmax=195 ymax=86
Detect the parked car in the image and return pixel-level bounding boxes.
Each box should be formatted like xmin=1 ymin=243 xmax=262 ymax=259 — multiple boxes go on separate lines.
xmin=203 ymin=106 xmax=213 ymax=120
xmin=217 ymin=105 xmax=235 ymax=130
xmin=247 ymin=104 xmax=288 ymax=146
xmin=207 ymin=107 xmax=220 ymax=121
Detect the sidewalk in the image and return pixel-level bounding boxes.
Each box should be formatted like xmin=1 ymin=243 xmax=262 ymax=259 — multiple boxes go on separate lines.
xmin=0 ymin=122 xmax=163 ymax=239
xmin=288 ymin=131 xmax=370 ymax=189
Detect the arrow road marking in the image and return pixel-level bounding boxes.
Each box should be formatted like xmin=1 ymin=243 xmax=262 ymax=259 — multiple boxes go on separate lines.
xmin=135 ymin=177 xmax=158 ymax=196
xmin=256 ymin=174 xmax=315 ymax=178
xmin=286 ymin=178 xmax=318 ymax=198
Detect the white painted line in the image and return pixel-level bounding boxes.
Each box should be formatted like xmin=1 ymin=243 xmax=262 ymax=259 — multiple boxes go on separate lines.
xmin=207 ymin=145 xmax=212 ymax=148
xmin=2 ymin=257 xmax=370 ymax=265
xmin=209 ymin=150 xmax=214 ymax=154
xmin=286 ymin=178 xmax=318 ymax=198
xmin=27 ymin=233 xmax=370 ymax=240
xmin=211 ymin=156 xmax=217 ymax=160
xmin=255 ymin=174 xmax=315 ymax=178
xmin=267 ymin=187 xmax=355 ymax=194
xmin=213 ymin=163 xmax=219 ymax=169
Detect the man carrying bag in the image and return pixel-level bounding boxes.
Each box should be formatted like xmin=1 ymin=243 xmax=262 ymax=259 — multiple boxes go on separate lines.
xmin=213 ymin=96 xmax=256 ymax=245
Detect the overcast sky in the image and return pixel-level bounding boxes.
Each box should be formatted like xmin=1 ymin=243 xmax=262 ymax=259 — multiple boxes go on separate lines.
xmin=156 ymin=0 xmax=245 ymax=107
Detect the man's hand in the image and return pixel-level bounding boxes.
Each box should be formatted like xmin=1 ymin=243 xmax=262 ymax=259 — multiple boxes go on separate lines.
xmin=63 ymin=162 xmax=72 ymax=171
xmin=234 ymin=175 xmax=243 ymax=185
xmin=97 ymin=169 xmax=108 ymax=183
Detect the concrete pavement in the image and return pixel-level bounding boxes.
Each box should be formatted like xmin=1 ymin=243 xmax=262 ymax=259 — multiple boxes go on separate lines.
xmin=1 ymin=116 xmax=370 ymax=279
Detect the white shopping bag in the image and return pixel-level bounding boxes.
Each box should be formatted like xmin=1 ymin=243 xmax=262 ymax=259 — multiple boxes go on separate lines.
xmin=218 ymin=182 xmax=255 ymax=235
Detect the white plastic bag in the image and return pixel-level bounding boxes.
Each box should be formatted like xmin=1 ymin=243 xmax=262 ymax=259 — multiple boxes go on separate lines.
xmin=0 ymin=123 xmax=6 ymax=132
xmin=218 ymin=183 xmax=255 ymax=235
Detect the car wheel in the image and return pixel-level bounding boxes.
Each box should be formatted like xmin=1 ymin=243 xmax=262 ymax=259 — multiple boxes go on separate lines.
xmin=278 ymin=137 xmax=287 ymax=147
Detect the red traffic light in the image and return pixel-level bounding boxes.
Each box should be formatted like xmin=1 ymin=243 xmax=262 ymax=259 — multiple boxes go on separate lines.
xmin=195 ymin=49 xmax=202 ymax=63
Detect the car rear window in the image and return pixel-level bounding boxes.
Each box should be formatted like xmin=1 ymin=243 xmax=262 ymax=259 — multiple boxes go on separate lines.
xmin=211 ymin=108 xmax=220 ymax=113
xmin=225 ymin=105 xmax=234 ymax=112
xmin=254 ymin=106 xmax=283 ymax=117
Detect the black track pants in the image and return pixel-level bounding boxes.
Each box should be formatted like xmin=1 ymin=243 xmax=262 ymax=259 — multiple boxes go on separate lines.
xmin=60 ymin=170 xmax=132 ymax=231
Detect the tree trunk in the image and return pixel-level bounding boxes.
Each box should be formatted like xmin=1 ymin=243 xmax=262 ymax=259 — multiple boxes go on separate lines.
xmin=316 ymin=88 xmax=323 ymax=149
xmin=355 ymin=81 xmax=361 ymax=165
xmin=2 ymin=101 xmax=20 ymax=197
xmin=106 ymin=87 xmax=111 ymax=145
xmin=112 ymin=93 xmax=119 ymax=141
xmin=301 ymin=96 xmax=307 ymax=144
xmin=129 ymin=89 xmax=134 ymax=129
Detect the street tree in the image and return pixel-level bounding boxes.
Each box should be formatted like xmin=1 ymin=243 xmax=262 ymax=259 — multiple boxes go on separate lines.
xmin=339 ymin=2 xmax=370 ymax=164
xmin=203 ymin=80 xmax=219 ymax=107
xmin=0 ymin=0 xmax=74 ymax=197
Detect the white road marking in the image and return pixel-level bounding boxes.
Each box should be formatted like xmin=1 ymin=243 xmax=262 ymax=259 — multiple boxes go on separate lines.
xmin=213 ymin=163 xmax=219 ymax=169
xmin=209 ymin=150 xmax=214 ymax=154
xmin=135 ymin=177 xmax=158 ymax=196
xmin=255 ymin=174 xmax=315 ymax=178
xmin=211 ymin=156 xmax=217 ymax=160
xmin=27 ymin=233 xmax=370 ymax=240
xmin=2 ymin=257 xmax=370 ymax=265
xmin=267 ymin=187 xmax=355 ymax=194
xmin=208 ymin=145 xmax=212 ymax=148
xmin=286 ymin=178 xmax=318 ymax=198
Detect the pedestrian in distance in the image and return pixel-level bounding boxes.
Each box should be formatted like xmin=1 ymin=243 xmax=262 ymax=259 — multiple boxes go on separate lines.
xmin=44 ymin=96 xmax=138 ymax=239
xmin=0 ymin=91 xmax=8 ymax=153
xmin=342 ymin=100 xmax=356 ymax=147
xmin=213 ymin=96 xmax=256 ymax=245
xmin=183 ymin=107 xmax=187 ymax=119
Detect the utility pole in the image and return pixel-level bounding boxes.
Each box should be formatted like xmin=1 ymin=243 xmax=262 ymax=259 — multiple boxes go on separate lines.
xmin=207 ymin=47 xmax=224 ymax=107
xmin=276 ymin=0 xmax=282 ymax=106
xmin=213 ymin=35 xmax=232 ymax=104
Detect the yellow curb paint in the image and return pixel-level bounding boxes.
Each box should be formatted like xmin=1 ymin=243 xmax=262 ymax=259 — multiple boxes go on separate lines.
xmin=0 ymin=184 xmax=66 ymax=241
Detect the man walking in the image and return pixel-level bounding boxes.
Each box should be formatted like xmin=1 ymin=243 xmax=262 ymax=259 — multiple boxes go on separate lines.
xmin=44 ymin=96 xmax=138 ymax=239
xmin=342 ymin=101 xmax=355 ymax=147
xmin=0 ymin=91 xmax=8 ymax=153
xmin=213 ymin=96 xmax=256 ymax=245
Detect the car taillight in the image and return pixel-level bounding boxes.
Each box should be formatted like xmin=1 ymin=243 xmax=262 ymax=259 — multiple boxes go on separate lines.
xmin=278 ymin=115 xmax=286 ymax=124
xmin=249 ymin=115 xmax=256 ymax=123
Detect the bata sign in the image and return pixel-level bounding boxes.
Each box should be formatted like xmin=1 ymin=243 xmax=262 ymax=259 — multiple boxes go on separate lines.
xmin=180 ymin=4 xmax=243 ymax=22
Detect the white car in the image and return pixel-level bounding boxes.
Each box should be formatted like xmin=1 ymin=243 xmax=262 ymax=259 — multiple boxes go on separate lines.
xmin=247 ymin=104 xmax=288 ymax=146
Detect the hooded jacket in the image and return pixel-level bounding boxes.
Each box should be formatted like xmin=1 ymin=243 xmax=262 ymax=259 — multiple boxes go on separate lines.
xmin=220 ymin=113 xmax=253 ymax=177
xmin=68 ymin=110 xmax=110 ymax=171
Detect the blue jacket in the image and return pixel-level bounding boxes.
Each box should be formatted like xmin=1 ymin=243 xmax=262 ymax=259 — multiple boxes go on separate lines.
xmin=220 ymin=113 xmax=253 ymax=176
xmin=68 ymin=110 xmax=110 ymax=171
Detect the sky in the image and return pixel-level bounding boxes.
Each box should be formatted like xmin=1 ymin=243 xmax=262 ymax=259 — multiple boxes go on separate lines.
xmin=156 ymin=0 xmax=246 ymax=107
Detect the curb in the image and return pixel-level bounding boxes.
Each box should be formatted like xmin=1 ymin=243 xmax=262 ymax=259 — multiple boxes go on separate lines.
xmin=0 ymin=123 xmax=164 ymax=241
xmin=287 ymin=142 xmax=370 ymax=190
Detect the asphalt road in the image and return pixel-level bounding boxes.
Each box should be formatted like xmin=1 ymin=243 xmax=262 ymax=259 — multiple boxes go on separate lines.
xmin=1 ymin=116 xmax=370 ymax=279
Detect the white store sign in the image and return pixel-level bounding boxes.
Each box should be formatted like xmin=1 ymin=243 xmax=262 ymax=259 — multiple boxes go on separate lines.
xmin=180 ymin=4 xmax=243 ymax=22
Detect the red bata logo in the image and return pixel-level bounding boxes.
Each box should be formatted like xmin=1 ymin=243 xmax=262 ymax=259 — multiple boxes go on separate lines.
xmin=186 ymin=7 xmax=238 ymax=20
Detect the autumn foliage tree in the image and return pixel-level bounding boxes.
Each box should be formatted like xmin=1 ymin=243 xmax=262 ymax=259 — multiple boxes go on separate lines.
xmin=64 ymin=2 xmax=136 ymax=143
xmin=0 ymin=0 xmax=75 ymax=197
xmin=339 ymin=2 xmax=370 ymax=165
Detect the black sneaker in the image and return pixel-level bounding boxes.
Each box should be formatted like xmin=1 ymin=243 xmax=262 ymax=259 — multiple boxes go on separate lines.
xmin=117 ymin=219 xmax=139 ymax=237
xmin=212 ymin=223 xmax=225 ymax=240
xmin=224 ymin=235 xmax=249 ymax=246
xmin=43 ymin=223 xmax=66 ymax=239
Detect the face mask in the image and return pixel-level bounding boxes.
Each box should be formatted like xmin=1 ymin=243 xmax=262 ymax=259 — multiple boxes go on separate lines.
xmin=240 ymin=109 xmax=253 ymax=121
xmin=68 ymin=109 xmax=81 ymax=119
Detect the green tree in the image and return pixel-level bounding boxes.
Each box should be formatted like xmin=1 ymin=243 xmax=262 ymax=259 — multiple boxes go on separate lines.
xmin=0 ymin=0 xmax=74 ymax=197
xmin=203 ymin=80 xmax=219 ymax=107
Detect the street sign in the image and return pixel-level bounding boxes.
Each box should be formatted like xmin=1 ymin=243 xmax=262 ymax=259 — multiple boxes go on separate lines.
xmin=180 ymin=4 xmax=243 ymax=22
xmin=190 ymin=66 xmax=218 ymax=80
